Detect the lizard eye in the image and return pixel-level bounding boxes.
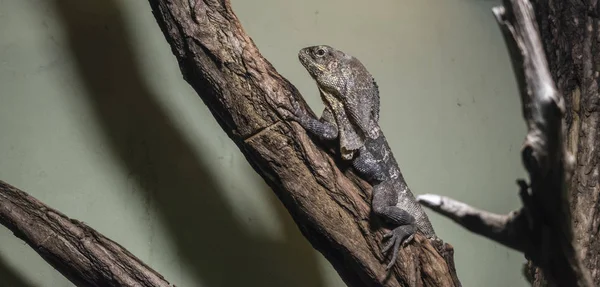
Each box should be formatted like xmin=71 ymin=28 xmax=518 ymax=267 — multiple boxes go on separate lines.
xmin=315 ymin=48 xmax=326 ymax=57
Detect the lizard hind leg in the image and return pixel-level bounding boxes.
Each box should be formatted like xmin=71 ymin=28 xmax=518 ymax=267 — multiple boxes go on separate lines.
xmin=371 ymin=181 xmax=418 ymax=270
xmin=353 ymin=147 xmax=417 ymax=269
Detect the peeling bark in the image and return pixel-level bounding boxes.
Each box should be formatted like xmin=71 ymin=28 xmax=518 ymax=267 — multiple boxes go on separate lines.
xmin=0 ymin=180 xmax=174 ymax=287
xmin=145 ymin=0 xmax=460 ymax=286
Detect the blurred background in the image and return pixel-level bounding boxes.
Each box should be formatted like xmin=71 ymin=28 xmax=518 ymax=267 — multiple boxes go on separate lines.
xmin=0 ymin=0 xmax=527 ymax=286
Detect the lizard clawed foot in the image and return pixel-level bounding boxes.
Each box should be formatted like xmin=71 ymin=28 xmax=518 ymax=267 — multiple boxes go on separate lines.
xmin=381 ymin=225 xmax=416 ymax=270
xmin=276 ymin=95 xmax=303 ymax=122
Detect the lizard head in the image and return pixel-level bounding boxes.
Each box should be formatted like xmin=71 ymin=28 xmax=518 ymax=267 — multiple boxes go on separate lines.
xmin=298 ymin=45 xmax=351 ymax=92
xmin=299 ymin=45 xmax=381 ymax=147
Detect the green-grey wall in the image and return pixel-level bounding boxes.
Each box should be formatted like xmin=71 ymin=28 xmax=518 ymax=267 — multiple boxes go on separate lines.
xmin=0 ymin=0 xmax=527 ymax=286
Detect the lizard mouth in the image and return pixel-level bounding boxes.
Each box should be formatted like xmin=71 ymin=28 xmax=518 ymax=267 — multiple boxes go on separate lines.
xmin=297 ymin=49 xmax=311 ymax=68
xmin=298 ymin=48 xmax=325 ymax=79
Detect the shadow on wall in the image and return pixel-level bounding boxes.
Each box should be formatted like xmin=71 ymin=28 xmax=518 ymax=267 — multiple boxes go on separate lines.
xmin=0 ymin=255 xmax=35 ymax=287
xmin=50 ymin=1 xmax=325 ymax=286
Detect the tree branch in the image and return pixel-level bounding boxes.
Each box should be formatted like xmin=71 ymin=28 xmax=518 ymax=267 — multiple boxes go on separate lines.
xmin=417 ymin=194 xmax=526 ymax=252
xmin=145 ymin=0 xmax=460 ymax=286
xmin=417 ymin=0 xmax=593 ymax=286
xmin=0 ymin=180 xmax=174 ymax=287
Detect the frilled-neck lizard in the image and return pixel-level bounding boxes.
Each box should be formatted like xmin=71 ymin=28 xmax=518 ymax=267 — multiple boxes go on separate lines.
xmin=281 ymin=45 xmax=436 ymax=269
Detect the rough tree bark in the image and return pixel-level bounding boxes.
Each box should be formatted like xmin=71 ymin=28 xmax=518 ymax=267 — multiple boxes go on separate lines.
xmin=418 ymin=0 xmax=599 ymax=286
xmin=530 ymin=0 xmax=600 ymax=286
xmin=3 ymin=0 xmax=597 ymax=286
xmin=145 ymin=1 xmax=460 ymax=287
xmin=0 ymin=180 xmax=174 ymax=287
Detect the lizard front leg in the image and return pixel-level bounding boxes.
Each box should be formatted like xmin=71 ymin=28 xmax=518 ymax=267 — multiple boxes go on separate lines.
xmin=279 ymin=97 xmax=339 ymax=141
xmin=353 ymin=148 xmax=417 ymax=270
xmin=294 ymin=108 xmax=338 ymax=141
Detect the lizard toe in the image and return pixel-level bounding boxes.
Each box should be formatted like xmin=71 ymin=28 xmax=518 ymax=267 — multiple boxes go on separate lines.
xmin=381 ymin=225 xmax=416 ymax=270
xmin=382 ymin=235 xmax=395 ymax=255
xmin=402 ymin=233 xmax=415 ymax=247
xmin=386 ymin=237 xmax=402 ymax=270
xmin=275 ymin=96 xmax=303 ymax=121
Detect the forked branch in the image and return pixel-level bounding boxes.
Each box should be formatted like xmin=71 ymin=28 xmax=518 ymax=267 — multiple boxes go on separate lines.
xmin=417 ymin=0 xmax=593 ymax=286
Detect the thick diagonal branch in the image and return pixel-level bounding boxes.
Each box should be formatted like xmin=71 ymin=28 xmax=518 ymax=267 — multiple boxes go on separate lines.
xmin=0 ymin=180 xmax=174 ymax=287
xmin=145 ymin=0 xmax=460 ymax=286
xmin=417 ymin=0 xmax=593 ymax=286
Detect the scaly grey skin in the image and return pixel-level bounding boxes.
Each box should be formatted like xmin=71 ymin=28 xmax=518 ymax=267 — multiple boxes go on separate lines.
xmin=282 ymin=45 xmax=436 ymax=270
